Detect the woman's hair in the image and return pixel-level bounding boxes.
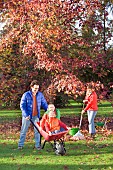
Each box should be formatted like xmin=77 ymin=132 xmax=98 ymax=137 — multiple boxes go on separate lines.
xmin=87 ymin=84 xmax=95 ymax=90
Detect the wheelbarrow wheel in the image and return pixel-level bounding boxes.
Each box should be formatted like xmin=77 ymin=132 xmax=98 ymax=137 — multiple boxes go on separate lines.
xmin=54 ymin=142 xmax=66 ymax=156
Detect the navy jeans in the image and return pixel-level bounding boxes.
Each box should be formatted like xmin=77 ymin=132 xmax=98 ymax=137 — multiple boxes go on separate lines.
xmin=51 ymin=127 xmax=65 ymax=134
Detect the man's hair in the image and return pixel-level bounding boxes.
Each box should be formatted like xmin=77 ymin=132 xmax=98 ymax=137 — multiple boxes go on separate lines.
xmin=30 ymin=80 xmax=39 ymax=88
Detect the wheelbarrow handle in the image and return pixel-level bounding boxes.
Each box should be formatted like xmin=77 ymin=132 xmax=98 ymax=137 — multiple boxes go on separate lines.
xmin=29 ymin=119 xmax=39 ymax=133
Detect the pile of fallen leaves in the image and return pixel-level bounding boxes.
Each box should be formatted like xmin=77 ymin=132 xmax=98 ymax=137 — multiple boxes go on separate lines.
xmin=62 ymin=116 xmax=113 ymax=141
xmin=0 ymin=116 xmax=113 ymax=142
xmin=61 ymin=116 xmax=113 ymax=131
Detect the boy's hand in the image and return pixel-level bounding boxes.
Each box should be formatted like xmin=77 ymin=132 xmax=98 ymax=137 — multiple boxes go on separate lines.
xmin=48 ymin=131 xmax=52 ymax=136
xmin=67 ymin=127 xmax=71 ymax=130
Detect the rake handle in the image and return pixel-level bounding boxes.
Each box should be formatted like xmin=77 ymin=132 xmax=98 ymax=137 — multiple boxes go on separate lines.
xmin=79 ymin=104 xmax=84 ymax=129
xmin=79 ymin=114 xmax=83 ymax=129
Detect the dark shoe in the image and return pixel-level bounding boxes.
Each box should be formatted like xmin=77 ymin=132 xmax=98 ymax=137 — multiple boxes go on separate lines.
xmin=18 ymin=146 xmax=23 ymax=150
xmin=91 ymin=133 xmax=96 ymax=138
xmin=36 ymin=146 xmax=42 ymax=150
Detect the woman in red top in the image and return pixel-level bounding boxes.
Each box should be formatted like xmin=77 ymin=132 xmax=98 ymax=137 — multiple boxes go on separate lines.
xmin=81 ymin=84 xmax=98 ymax=138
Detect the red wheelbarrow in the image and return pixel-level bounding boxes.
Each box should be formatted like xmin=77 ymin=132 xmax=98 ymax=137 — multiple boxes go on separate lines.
xmin=30 ymin=119 xmax=69 ymax=155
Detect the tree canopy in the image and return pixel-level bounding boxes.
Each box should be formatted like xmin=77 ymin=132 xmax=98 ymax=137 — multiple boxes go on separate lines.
xmin=0 ymin=0 xmax=113 ymax=108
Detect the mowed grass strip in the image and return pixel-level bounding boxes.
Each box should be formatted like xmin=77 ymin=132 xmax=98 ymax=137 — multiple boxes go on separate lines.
xmin=0 ymin=101 xmax=113 ymax=121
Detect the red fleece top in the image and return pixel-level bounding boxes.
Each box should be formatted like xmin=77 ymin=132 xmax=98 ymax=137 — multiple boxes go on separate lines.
xmin=40 ymin=114 xmax=67 ymax=133
xmin=84 ymin=91 xmax=98 ymax=111
xmin=32 ymin=95 xmax=38 ymax=116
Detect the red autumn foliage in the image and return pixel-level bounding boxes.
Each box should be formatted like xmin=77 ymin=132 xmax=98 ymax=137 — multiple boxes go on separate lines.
xmin=0 ymin=0 xmax=113 ymax=108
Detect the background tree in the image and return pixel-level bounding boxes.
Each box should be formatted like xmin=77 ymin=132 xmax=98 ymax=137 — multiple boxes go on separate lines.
xmin=0 ymin=0 xmax=113 ymax=108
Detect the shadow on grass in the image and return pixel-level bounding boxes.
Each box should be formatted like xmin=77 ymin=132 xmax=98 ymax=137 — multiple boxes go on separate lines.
xmin=98 ymin=103 xmax=112 ymax=107
xmin=67 ymin=142 xmax=113 ymax=156
xmin=0 ymin=163 xmax=113 ymax=170
xmin=0 ymin=139 xmax=113 ymax=170
xmin=0 ymin=141 xmax=113 ymax=157
xmin=65 ymin=105 xmax=83 ymax=108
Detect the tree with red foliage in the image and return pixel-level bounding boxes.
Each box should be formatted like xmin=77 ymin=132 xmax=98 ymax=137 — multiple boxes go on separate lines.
xmin=0 ymin=0 xmax=113 ymax=108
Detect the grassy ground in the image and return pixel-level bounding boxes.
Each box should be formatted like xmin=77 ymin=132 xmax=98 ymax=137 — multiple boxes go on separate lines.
xmin=61 ymin=100 xmax=113 ymax=117
xmin=0 ymin=101 xmax=113 ymax=170
xmin=0 ymin=132 xmax=113 ymax=170
xmin=0 ymin=100 xmax=113 ymax=122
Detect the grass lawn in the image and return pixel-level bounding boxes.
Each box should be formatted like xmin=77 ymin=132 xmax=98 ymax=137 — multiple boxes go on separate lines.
xmin=0 ymin=100 xmax=113 ymax=121
xmin=0 ymin=101 xmax=113 ymax=170
xmin=0 ymin=134 xmax=113 ymax=170
xmin=60 ymin=100 xmax=113 ymax=117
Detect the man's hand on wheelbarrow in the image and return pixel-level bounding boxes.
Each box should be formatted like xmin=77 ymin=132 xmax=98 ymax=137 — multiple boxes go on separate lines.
xmin=25 ymin=116 xmax=30 ymax=120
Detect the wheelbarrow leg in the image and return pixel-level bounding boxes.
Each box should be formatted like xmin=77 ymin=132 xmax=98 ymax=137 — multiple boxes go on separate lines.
xmin=41 ymin=140 xmax=47 ymax=149
xmin=41 ymin=140 xmax=54 ymax=150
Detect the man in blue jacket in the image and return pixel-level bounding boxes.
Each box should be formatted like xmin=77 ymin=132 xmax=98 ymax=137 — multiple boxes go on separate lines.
xmin=18 ymin=80 xmax=48 ymax=150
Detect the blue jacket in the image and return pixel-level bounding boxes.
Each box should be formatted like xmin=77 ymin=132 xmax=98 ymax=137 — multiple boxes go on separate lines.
xmin=20 ymin=90 xmax=48 ymax=118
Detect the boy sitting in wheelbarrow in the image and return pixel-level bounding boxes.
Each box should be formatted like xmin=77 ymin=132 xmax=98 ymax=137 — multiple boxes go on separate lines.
xmin=38 ymin=104 xmax=70 ymax=155
xmin=39 ymin=104 xmax=70 ymax=135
